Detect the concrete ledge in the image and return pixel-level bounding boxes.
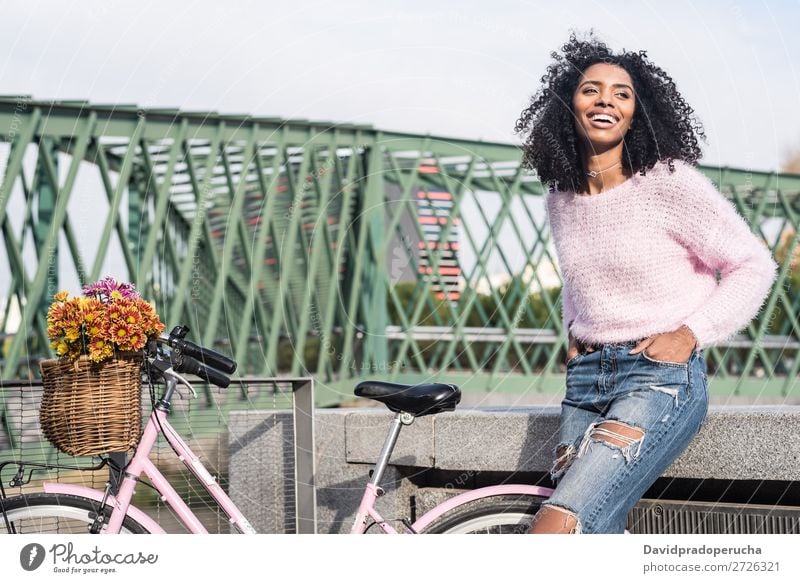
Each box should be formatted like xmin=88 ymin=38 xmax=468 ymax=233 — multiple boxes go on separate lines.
xmin=345 ymin=405 xmax=800 ymax=480
xmin=230 ymin=405 xmax=800 ymax=533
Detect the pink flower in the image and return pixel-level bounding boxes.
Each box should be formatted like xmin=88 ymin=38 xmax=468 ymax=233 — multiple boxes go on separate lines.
xmin=82 ymin=277 xmax=140 ymax=302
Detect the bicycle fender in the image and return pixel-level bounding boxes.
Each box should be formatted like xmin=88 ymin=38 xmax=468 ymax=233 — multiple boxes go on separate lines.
xmin=43 ymin=482 xmax=166 ymax=534
xmin=411 ymin=484 xmax=554 ymax=533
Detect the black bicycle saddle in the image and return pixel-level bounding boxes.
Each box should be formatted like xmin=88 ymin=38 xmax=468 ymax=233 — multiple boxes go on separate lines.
xmin=354 ymin=381 xmax=461 ymax=417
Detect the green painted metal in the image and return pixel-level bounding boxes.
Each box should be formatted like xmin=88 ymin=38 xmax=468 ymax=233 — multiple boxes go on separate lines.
xmin=1 ymin=96 xmax=800 ymax=444
xmin=292 ymin=132 xmax=339 ymax=376
xmin=169 ymin=122 xmax=225 ymax=326
xmin=232 ymin=127 xmax=287 ymax=378
xmin=202 ymin=126 xmax=259 ymax=357
xmin=0 ymin=102 xmax=41 ymax=227
xmin=35 ymin=137 xmax=57 ymax=317
xmin=314 ymin=138 xmax=362 ymax=379
xmin=136 ymin=118 xmax=188 ymax=289
xmin=90 ymin=116 xmax=145 ymax=282
xmin=2 ymin=111 xmax=97 ymax=380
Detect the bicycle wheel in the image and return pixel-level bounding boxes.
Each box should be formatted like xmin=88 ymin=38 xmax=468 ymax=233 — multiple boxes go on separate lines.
xmin=421 ymin=494 xmax=545 ymax=534
xmin=0 ymin=493 xmax=151 ymax=534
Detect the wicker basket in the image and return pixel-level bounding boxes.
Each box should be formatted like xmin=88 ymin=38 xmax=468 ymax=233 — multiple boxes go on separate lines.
xmin=39 ymin=352 xmax=143 ymax=456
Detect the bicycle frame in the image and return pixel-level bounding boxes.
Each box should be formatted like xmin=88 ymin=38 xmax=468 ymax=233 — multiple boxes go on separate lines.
xmin=43 ymin=375 xmax=257 ymax=534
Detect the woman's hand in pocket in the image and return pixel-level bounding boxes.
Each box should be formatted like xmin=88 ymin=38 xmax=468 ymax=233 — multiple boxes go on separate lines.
xmin=628 ymin=325 xmax=697 ymax=363
xmin=566 ymin=330 xmax=596 ymax=365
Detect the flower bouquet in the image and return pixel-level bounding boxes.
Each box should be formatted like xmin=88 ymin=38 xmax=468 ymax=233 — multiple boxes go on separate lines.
xmin=39 ymin=277 xmax=165 ymax=456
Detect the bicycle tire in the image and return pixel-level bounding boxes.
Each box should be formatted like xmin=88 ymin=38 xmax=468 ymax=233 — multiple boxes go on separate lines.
xmin=0 ymin=493 xmax=151 ymax=534
xmin=420 ymin=494 xmax=545 ymax=534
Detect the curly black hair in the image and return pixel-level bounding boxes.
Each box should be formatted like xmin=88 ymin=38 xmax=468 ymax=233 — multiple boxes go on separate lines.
xmin=514 ymin=31 xmax=706 ymax=192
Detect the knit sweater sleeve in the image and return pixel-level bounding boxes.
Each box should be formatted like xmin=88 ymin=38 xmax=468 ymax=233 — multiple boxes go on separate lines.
xmin=666 ymin=162 xmax=778 ymax=349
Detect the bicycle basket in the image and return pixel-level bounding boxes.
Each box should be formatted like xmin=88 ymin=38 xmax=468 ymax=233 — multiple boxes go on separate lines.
xmin=38 ymin=352 xmax=143 ymax=456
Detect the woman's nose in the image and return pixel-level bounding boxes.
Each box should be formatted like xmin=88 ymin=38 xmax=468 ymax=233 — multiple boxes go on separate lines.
xmin=594 ymin=95 xmax=612 ymax=107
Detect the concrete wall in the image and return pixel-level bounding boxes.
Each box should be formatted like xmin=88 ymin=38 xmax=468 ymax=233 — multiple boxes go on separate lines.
xmin=228 ymin=405 xmax=800 ymax=533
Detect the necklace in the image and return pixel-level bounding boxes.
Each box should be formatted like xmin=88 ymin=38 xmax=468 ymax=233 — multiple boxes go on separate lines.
xmin=586 ymin=161 xmax=621 ymax=178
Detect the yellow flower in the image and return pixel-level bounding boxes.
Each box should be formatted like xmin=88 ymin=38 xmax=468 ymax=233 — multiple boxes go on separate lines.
xmin=88 ymin=339 xmax=113 ymax=362
xmin=54 ymin=291 xmax=69 ymax=302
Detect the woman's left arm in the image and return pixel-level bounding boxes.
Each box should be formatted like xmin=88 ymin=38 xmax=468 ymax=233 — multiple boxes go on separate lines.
xmin=664 ymin=162 xmax=779 ymax=349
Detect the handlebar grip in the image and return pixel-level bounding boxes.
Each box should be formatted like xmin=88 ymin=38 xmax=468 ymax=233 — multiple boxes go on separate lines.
xmin=177 ymin=339 xmax=237 ymax=374
xmin=176 ymin=355 xmax=231 ymax=388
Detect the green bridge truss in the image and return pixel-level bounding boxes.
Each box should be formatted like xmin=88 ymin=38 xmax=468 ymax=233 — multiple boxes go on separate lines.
xmin=2 ymin=96 xmax=800 ymax=410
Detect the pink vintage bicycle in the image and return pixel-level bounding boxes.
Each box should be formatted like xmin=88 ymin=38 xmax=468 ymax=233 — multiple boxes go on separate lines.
xmin=1 ymin=329 xmax=562 ymax=534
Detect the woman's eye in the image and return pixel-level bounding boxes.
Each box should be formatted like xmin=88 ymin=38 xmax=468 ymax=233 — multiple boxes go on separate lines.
xmin=583 ymin=88 xmax=597 ymax=94
xmin=616 ymin=93 xmax=630 ymax=99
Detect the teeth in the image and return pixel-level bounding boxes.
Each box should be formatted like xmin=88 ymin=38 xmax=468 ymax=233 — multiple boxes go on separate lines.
xmin=591 ymin=114 xmax=616 ymax=123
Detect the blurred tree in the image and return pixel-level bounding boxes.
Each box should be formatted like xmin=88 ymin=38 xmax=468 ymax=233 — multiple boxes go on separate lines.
xmin=783 ymin=146 xmax=800 ymax=174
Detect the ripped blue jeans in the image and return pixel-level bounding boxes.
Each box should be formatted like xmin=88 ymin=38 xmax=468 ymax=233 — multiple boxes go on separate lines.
xmin=540 ymin=338 xmax=709 ymax=534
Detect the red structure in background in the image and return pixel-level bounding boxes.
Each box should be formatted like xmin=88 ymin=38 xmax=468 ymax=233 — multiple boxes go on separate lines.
xmin=417 ymin=159 xmax=461 ymax=301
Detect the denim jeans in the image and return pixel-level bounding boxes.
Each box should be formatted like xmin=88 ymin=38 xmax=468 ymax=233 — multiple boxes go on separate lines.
xmin=541 ymin=338 xmax=709 ymax=533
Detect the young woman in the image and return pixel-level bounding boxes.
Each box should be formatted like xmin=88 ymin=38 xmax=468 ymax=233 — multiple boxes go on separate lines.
xmin=513 ymin=33 xmax=778 ymax=534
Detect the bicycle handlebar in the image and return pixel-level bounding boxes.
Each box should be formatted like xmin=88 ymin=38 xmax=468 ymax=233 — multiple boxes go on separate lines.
xmin=173 ymin=354 xmax=231 ymax=388
xmin=152 ymin=326 xmax=238 ymax=390
xmin=161 ymin=335 xmax=237 ymax=374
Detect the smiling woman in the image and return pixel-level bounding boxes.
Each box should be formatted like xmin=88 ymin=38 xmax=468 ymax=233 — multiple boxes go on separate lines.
xmin=512 ymin=31 xmax=778 ymax=534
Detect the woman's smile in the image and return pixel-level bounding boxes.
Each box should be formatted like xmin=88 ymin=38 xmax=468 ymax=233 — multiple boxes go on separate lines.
xmin=586 ymin=110 xmax=619 ymax=128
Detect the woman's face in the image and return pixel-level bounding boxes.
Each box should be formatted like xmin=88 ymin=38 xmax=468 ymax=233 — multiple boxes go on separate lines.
xmin=572 ymin=62 xmax=636 ymax=152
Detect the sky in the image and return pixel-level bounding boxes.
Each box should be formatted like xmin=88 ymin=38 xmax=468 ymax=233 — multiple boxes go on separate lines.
xmin=1 ymin=0 xmax=799 ymax=172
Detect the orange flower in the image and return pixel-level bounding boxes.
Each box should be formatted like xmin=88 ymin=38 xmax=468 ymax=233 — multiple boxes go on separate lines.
xmin=109 ymin=321 xmax=131 ymax=340
xmin=105 ymin=302 xmax=126 ymax=321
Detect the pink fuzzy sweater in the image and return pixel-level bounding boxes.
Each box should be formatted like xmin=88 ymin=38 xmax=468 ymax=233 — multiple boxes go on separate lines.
xmin=545 ymin=160 xmax=778 ymax=349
